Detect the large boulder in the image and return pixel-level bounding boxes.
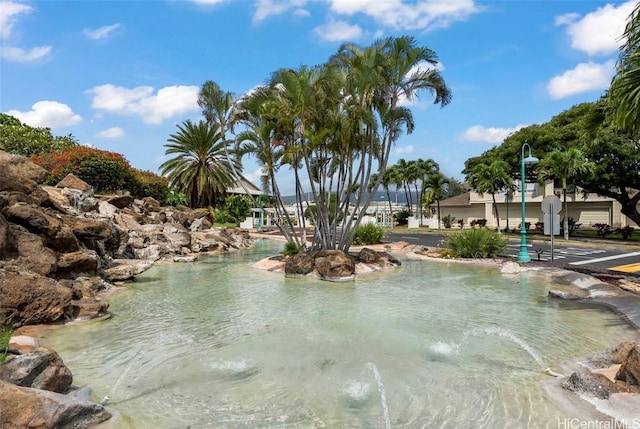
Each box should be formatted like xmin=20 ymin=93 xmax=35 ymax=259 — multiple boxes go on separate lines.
xmin=314 ymin=250 xmax=356 ymax=279
xmin=59 ymin=215 xmax=112 ymax=241
xmin=103 ymin=259 xmax=154 ymax=282
xmin=56 ymin=250 xmax=99 ymax=277
xmin=0 ymin=271 xmax=73 ymax=327
xmin=0 ymin=347 xmax=72 ymax=393
xmin=616 ymin=344 xmax=640 ymax=386
xmin=0 ymin=380 xmax=111 ymax=429
xmin=561 ymin=371 xmax=626 ymax=399
xmin=285 ymin=252 xmax=315 ymax=277
xmin=55 ymin=173 xmax=92 ymax=192
xmin=105 ymin=194 xmax=134 ymax=209
xmin=10 ymin=226 xmax=58 ymax=276
xmin=0 ymin=151 xmax=49 ymax=184
xmin=3 ymin=203 xmax=60 ymax=237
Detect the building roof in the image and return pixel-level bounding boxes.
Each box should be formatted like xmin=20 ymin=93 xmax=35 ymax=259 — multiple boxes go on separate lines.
xmin=227 ymin=176 xmax=263 ymax=196
xmin=430 ymin=192 xmax=471 ymax=207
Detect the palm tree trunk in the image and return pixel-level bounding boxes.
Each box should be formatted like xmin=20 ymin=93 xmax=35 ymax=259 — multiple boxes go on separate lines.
xmin=437 ymin=199 xmax=441 ymax=229
xmin=492 ymin=193 xmax=501 ymax=232
xmin=563 ymin=188 xmax=569 ymax=240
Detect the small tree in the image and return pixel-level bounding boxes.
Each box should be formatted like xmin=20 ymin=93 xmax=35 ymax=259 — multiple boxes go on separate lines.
xmin=224 ymin=195 xmax=252 ymax=225
xmin=468 ymin=160 xmax=512 ymax=232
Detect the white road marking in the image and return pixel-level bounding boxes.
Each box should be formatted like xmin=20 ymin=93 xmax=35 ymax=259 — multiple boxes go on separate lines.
xmin=569 ymin=251 xmax=640 ymax=266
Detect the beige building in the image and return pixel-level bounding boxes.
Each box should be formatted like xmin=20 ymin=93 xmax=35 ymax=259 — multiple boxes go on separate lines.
xmin=428 ymin=181 xmax=638 ymax=230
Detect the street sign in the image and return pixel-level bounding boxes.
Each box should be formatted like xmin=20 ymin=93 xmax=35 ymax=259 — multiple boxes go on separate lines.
xmin=542 ymin=195 xmax=561 ymax=236
xmin=543 ymin=213 xmax=561 ymax=235
xmin=542 ymin=196 xmax=562 ymax=214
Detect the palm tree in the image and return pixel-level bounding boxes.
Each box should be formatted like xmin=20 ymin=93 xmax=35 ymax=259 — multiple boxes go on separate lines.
xmin=160 ymin=120 xmax=240 ymax=208
xmin=422 ymin=172 xmax=449 ymax=229
xmin=538 ymin=148 xmax=594 ymax=240
xmin=468 ymin=160 xmax=512 ymax=231
xmin=607 ymin=2 xmax=640 ymax=133
xmin=395 ymin=158 xmax=414 ymax=214
xmin=415 ymin=158 xmax=439 ymax=222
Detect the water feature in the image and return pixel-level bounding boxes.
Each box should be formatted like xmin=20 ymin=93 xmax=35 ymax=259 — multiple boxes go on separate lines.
xmin=44 ymin=239 xmax=639 ymax=428
xmin=366 ymin=362 xmax=391 ymax=429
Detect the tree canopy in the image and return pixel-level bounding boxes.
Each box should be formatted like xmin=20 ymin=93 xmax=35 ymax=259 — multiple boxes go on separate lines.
xmin=0 ymin=113 xmax=77 ymax=156
xmin=463 ymin=102 xmax=640 ymax=226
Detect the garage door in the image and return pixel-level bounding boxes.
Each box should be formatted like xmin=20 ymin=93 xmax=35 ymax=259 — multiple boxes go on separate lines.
xmin=573 ymin=207 xmax=610 ymax=226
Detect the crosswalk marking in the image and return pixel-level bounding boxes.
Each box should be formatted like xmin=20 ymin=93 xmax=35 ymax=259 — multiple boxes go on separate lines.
xmin=569 ymin=251 xmax=640 ymax=266
xmin=609 ymin=262 xmax=640 ymax=273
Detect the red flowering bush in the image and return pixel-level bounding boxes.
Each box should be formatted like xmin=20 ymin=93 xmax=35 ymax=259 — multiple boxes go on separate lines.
xmin=32 ymin=147 xmax=136 ymax=193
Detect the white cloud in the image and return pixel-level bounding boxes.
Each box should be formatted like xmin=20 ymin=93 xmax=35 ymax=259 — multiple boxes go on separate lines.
xmin=253 ymin=0 xmax=310 ymax=23
xmin=6 ymin=101 xmax=82 ymax=129
xmin=394 ymin=145 xmax=414 ymax=155
xmin=556 ymin=1 xmax=636 ymax=56
xmin=0 ymin=45 xmax=51 ymax=62
xmin=0 ymin=1 xmax=32 ymax=39
xmin=314 ymin=18 xmax=364 ymax=42
xmin=547 ymin=60 xmax=615 ymax=100
xmin=83 ymin=23 xmax=121 ymax=40
xmin=86 ymin=84 xmax=200 ymax=124
xmin=95 ymin=127 xmax=124 ymax=138
xmin=328 ymin=0 xmax=481 ymax=31
xmin=462 ymin=124 xmax=527 ymax=144
xmin=0 ymin=2 xmax=52 ymax=63
xmin=189 ymin=0 xmax=228 ymax=4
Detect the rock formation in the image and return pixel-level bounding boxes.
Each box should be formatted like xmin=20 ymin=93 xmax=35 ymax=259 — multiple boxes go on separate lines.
xmin=0 ymin=150 xmax=254 ymax=428
xmin=0 ymin=151 xmax=254 ymax=327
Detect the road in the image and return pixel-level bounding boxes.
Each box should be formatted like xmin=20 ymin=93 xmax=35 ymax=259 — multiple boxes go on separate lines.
xmin=385 ymin=232 xmax=640 ymax=274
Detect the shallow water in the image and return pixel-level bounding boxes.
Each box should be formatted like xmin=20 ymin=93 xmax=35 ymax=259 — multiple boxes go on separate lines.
xmin=45 ymin=239 xmax=639 ymax=428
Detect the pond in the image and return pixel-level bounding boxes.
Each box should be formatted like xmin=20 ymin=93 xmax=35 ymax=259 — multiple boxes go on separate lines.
xmin=45 ymin=239 xmax=638 ymax=428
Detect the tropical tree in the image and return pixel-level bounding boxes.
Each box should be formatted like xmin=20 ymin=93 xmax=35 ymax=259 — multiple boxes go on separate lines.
xmin=605 ymin=2 xmax=640 ymax=133
xmin=414 ymin=158 xmax=439 ymax=222
xmin=236 ymin=36 xmax=450 ymax=251
xmin=463 ymin=102 xmax=640 ymax=227
xmin=395 ymin=158 xmax=414 ymax=214
xmin=0 ymin=113 xmax=77 ymax=156
xmin=467 ymin=160 xmax=512 ymax=231
xmin=160 ymin=120 xmax=240 ymax=208
xmin=538 ymin=148 xmax=595 ymax=239
xmin=422 ymin=172 xmax=449 ymax=229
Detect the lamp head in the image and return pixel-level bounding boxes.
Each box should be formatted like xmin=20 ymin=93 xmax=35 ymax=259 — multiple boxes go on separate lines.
xmin=523 ymin=155 xmax=539 ymax=164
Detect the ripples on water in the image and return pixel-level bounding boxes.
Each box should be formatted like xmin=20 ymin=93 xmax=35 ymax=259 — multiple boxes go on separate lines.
xmin=45 ymin=239 xmax=639 ymax=429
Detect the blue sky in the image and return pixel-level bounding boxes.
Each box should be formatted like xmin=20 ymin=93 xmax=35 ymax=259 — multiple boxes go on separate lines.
xmin=1 ymin=0 xmax=635 ymax=195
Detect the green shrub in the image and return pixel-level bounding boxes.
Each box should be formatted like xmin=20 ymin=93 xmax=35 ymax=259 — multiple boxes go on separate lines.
xmin=442 ymin=214 xmax=456 ymax=228
xmin=224 ymin=195 xmax=252 ymax=224
xmin=352 ymin=223 xmax=386 ymax=245
xmin=0 ymin=325 xmax=12 ymax=364
xmin=444 ymin=228 xmax=507 ymax=258
xmin=283 ymin=241 xmax=300 ymax=256
xmin=132 ymin=170 xmax=169 ymax=202
xmin=394 ymin=209 xmax=410 ymax=226
xmin=211 ymin=208 xmax=230 ymax=224
xmin=0 ymin=113 xmax=77 ymax=156
xmin=166 ymin=191 xmax=189 ymax=207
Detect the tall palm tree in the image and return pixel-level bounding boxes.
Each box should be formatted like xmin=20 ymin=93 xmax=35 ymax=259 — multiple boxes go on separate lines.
xmin=607 ymin=2 xmax=640 ymax=133
xmin=160 ymin=120 xmax=240 ymax=208
xmin=422 ymin=172 xmax=449 ymax=229
xmin=415 ymin=158 xmax=439 ymax=222
xmin=538 ymin=148 xmax=595 ymax=240
xmin=395 ymin=158 xmax=414 ymax=214
xmin=468 ymin=160 xmax=512 ymax=231
xmin=197 ymin=81 xmax=253 ymax=199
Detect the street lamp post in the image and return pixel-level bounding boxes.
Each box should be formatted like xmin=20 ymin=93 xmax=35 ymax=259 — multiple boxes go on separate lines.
xmin=257 ymin=196 xmax=264 ymax=232
xmin=517 ymin=143 xmax=539 ymax=263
